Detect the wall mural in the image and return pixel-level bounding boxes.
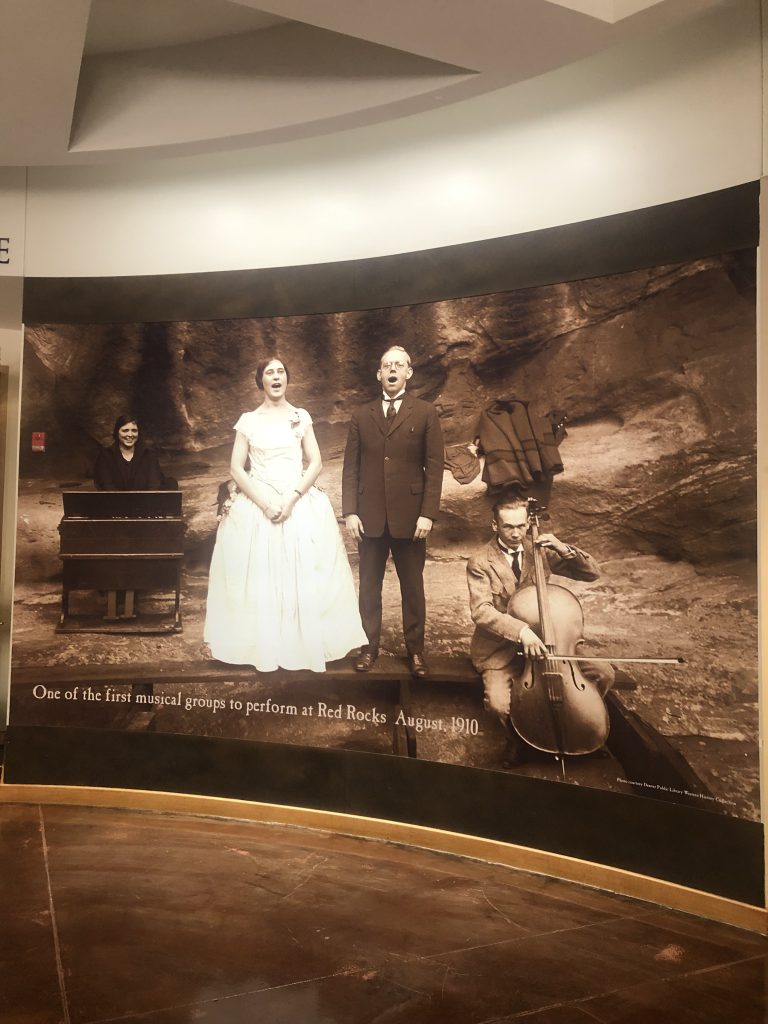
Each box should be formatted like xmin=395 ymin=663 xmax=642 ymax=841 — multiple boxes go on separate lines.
xmin=10 ymin=249 xmax=758 ymax=819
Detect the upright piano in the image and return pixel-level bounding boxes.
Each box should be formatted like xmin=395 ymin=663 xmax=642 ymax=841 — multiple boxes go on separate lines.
xmin=57 ymin=491 xmax=185 ymax=633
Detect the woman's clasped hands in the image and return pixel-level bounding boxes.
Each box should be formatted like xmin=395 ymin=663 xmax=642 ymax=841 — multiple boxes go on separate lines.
xmin=264 ymin=501 xmax=281 ymax=522
xmin=265 ymin=491 xmax=299 ymax=524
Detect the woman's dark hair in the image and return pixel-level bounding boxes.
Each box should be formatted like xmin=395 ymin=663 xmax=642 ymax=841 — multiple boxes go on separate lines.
xmin=254 ymin=357 xmax=290 ymax=390
xmin=112 ymin=414 xmax=140 ymax=443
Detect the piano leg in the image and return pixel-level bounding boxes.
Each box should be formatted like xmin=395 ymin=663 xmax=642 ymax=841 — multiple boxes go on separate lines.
xmin=123 ymin=590 xmax=136 ymax=618
xmin=173 ymin=571 xmax=182 ymax=631
xmin=106 ymin=590 xmax=119 ymax=620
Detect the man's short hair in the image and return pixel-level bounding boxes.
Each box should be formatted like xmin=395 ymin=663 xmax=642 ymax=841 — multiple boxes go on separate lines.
xmin=492 ymin=497 xmax=527 ymax=521
xmin=379 ymin=345 xmax=411 ymax=366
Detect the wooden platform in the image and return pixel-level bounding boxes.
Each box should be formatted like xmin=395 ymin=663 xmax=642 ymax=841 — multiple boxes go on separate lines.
xmin=11 ymin=654 xmax=498 ymax=690
xmin=55 ymin=612 xmax=183 ymax=635
xmin=11 ymin=655 xmax=711 ymax=804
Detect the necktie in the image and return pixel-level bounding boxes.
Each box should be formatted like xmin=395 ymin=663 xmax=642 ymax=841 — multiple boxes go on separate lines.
xmin=384 ymin=397 xmax=397 ymax=421
xmin=499 ymin=542 xmax=522 ymax=581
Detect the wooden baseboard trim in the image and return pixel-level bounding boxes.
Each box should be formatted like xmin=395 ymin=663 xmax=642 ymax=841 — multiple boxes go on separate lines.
xmin=2 ymin=782 xmax=765 ymax=934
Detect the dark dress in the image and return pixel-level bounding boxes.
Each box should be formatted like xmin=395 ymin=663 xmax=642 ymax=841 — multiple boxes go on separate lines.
xmin=93 ymin=441 xmax=169 ymax=491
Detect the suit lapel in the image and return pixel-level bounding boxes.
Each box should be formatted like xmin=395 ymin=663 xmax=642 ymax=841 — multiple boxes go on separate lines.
xmin=387 ymin=393 xmax=414 ymax=437
xmin=367 ymin=399 xmax=386 ymax=436
xmin=487 ymin=540 xmax=519 ymax=597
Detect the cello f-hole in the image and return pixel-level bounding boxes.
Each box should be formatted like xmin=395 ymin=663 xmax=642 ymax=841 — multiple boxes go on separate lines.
xmin=567 ymin=660 xmax=587 ymax=692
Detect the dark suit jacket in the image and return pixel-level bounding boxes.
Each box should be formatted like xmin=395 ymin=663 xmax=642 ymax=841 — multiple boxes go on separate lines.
xmin=94 ymin=442 xmax=167 ymax=491
xmin=467 ymin=537 xmax=600 ymax=670
xmin=342 ymin=393 xmax=444 ymax=538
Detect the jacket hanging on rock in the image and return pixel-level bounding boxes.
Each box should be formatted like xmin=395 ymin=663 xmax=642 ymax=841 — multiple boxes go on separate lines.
xmin=477 ymin=399 xmax=564 ymax=491
xmin=444 ymin=442 xmax=482 ymax=485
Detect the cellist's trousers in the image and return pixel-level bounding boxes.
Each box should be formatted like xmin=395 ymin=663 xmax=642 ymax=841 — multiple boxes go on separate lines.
xmin=481 ymin=655 xmax=615 ymax=722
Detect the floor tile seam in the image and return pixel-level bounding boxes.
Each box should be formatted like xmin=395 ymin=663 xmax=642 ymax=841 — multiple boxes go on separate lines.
xmin=567 ymin=1003 xmax=606 ymax=1024
xmin=387 ymin=974 xmax=447 ymax=1004
xmin=268 ymin=834 xmax=683 ymax=925
xmin=40 ymin=812 xmax=544 ymax=889
xmin=39 ymin=805 xmax=72 ymax=1024
xmin=31 ymin=812 xmax=631 ymax=921
xmin=422 ymin=877 xmax=627 ymax=926
xmin=474 ymin=879 xmax=629 ymax=924
xmin=656 ymin=949 xmax=768 ymax=982
xmin=498 ymin=880 xmax=629 ymax=919
xmin=39 ymin=809 xmax=705 ymax=932
xmin=34 ymin=812 xmax=487 ymax=877
xmin=36 ymin=807 xmax=636 ymax=913
xmin=476 ymin=1002 xmax=598 ymax=1024
xmin=563 ymin=950 xmax=768 ymax=1018
xmin=490 ymin=997 xmax=611 ymax=1024
xmin=415 ymin=911 xmax=630 ymax=962
xmin=470 ymin=952 xmax=768 ymax=1024
xmin=77 ymin=966 xmax=365 ymax=1024
xmin=402 ymin=941 xmax=768 ymax=1017
xmin=620 ymin=909 xmax=768 ymax=952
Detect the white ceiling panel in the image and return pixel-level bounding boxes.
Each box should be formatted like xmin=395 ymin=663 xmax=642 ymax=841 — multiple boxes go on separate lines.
xmin=0 ymin=0 xmax=729 ymax=164
xmin=70 ymin=23 xmax=474 ymax=155
xmin=0 ymin=0 xmax=91 ymax=165
xmin=229 ymin=0 xmax=613 ymax=72
xmin=84 ymin=0 xmax=287 ymax=56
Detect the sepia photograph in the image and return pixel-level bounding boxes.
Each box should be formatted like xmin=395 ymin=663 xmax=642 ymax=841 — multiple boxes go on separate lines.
xmin=9 ymin=248 xmax=758 ymax=818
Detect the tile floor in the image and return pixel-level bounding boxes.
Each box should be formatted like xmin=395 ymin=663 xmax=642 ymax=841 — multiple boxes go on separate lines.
xmin=2 ymin=803 xmax=766 ymax=1023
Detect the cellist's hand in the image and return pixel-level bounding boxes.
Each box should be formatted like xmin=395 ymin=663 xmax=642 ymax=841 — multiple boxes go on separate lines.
xmin=519 ymin=626 xmax=548 ymax=659
xmin=535 ymin=533 xmax=571 ymax=559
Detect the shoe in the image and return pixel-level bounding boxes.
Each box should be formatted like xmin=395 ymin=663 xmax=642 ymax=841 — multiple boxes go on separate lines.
xmin=501 ymin=739 xmax=526 ymax=769
xmin=354 ymin=649 xmax=378 ymax=672
xmin=501 ymin=722 xmax=527 ymax=769
xmin=408 ymin=652 xmax=429 ymax=678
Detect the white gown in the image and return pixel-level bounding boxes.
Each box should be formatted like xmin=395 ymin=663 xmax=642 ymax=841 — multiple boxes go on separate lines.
xmin=204 ymin=407 xmax=367 ymax=671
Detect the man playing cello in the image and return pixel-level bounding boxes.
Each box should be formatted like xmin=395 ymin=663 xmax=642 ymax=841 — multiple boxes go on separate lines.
xmin=467 ymin=497 xmax=614 ymax=767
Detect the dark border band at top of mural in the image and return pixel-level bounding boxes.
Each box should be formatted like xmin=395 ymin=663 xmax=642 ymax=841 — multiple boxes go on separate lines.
xmin=22 ymin=182 xmax=759 ymax=325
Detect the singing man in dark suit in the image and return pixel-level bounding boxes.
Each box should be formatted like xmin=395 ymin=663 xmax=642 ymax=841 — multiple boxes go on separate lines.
xmin=467 ymin=497 xmax=613 ymax=765
xmin=343 ymin=346 xmax=444 ymax=677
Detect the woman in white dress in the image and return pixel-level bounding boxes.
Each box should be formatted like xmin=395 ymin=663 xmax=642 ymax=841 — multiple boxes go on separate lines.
xmin=204 ymin=357 xmax=367 ymax=671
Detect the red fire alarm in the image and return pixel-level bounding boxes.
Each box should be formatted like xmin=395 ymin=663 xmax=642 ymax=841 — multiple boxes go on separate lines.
xmin=31 ymin=432 xmax=46 ymax=452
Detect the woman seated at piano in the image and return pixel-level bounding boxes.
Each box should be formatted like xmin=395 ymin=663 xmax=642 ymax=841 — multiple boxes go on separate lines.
xmin=94 ymin=414 xmax=177 ymax=491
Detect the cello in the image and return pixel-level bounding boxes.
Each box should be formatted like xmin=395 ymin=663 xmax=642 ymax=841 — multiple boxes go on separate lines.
xmin=508 ymin=498 xmax=610 ymax=759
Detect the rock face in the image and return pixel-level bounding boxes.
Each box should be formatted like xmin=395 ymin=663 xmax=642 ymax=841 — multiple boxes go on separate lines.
xmin=22 ymin=251 xmax=756 ymax=567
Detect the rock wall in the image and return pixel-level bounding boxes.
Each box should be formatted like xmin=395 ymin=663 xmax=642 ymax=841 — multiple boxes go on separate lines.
xmin=21 ymin=250 xmax=756 ymax=566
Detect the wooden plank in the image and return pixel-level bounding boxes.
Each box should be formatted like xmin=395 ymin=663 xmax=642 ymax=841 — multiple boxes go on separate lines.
xmin=55 ymin=614 xmax=182 ymax=636
xmin=10 ymin=654 xmax=474 ymax=688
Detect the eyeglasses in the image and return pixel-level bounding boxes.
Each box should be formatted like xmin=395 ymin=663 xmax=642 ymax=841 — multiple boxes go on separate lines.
xmin=381 ymin=361 xmax=408 ymax=371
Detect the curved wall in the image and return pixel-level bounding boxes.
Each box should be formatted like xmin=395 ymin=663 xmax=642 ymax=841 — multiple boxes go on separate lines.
xmin=5 ymin=183 xmax=764 ymax=923
xmin=0 ymin=0 xmax=764 ymax=927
